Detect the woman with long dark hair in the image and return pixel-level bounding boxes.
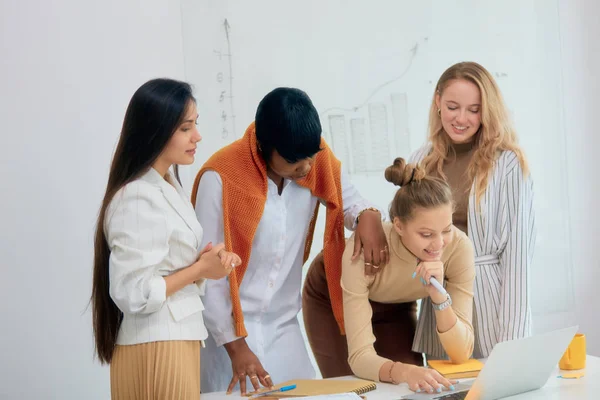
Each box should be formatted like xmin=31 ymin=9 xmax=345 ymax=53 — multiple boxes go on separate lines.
xmin=91 ymin=78 xmax=240 ymax=399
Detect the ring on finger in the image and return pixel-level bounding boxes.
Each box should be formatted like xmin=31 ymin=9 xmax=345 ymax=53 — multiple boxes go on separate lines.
xmin=264 ymin=374 xmax=271 ymax=379
xmin=250 ymin=375 xmax=258 ymax=380
xmin=365 ymin=262 xmax=372 ymax=266
xmin=372 ymin=265 xmax=380 ymax=269
xmin=239 ymin=373 xmax=246 ymax=378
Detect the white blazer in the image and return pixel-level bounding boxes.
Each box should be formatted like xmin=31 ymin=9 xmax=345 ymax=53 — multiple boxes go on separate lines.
xmin=409 ymin=146 xmax=536 ymax=358
xmin=104 ymin=167 xmax=208 ymax=345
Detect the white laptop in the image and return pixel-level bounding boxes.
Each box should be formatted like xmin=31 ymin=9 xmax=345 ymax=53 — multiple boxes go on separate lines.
xmin=401 ymin=325 xmax=578 ymax=400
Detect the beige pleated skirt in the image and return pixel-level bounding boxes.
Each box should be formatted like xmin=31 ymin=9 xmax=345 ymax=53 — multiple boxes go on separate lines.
xmin=110 ymin=340 xmax=201 ymax=400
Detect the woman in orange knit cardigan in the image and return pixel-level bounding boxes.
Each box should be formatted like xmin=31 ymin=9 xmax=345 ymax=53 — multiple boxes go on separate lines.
xmin=192 ymin=87 xmax=388 ymax=395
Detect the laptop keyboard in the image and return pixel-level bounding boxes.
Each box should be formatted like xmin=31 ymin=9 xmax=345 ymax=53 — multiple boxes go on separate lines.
xmin=433 ymin=392 xmax=469 ymax=400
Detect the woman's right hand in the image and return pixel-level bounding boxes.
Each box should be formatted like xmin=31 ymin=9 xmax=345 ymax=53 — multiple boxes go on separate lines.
xmin=194 ymin=243 xmax=234 ymax=280
xmin=400 ymin=364 xmax=456 ymax=394
xmin=224 ymin=338 xmax=274 ymax=395
xmin=217 ymin=248 xmax=242 ymax=271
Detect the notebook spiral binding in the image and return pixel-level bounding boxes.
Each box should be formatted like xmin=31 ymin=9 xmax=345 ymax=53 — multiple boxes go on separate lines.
xmin=354 ymin=382 xmax=377 ymax=395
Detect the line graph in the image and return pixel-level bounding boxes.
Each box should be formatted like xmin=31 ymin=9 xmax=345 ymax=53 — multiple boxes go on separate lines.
xmin=319 ymin=42 xmax=420 ymax=115
xmin=320 ymin=41 xmax=423 ymax=174
xmin=213 ymin=18 xmax=237 ymax=139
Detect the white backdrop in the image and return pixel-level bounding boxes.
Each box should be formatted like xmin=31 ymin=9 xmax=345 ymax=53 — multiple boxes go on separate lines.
xmin=179 ymin=0 xmax=575 ymax=338
xmin=2 ymin=1 xmax=597 ymax=399
xmin=558 ymin=0 xmax=600 ymax=356
xmin=0 ymin=1 xmax=187 ymax=399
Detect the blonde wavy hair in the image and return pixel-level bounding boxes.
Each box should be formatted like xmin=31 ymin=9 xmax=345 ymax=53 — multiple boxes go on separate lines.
xmin=421 ymin=61 xmax=529 ymax=203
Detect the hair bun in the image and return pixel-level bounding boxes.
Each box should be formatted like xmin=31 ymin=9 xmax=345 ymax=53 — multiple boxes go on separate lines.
xmin=384 ymin=157 xmax=425 ymax=187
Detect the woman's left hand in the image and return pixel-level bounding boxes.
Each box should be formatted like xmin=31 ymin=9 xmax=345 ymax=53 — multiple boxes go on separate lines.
xmin=414 ymin=261 xmax=446 ymax=303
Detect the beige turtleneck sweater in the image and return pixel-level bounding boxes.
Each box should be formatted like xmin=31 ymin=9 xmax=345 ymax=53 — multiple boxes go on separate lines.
xmin=442 ymin=141 xmax=476 ymax=235
xmin=341 ymin=222 xmax=475 ymax=382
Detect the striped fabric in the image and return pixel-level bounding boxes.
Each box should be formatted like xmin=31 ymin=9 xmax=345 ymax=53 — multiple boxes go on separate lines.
xmin=409 ymin=145 xmax=536 ymax=358
xmin=110 ymin=340 xmax=201 ymax=400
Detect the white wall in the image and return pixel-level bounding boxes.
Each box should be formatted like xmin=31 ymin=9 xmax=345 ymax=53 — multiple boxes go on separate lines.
xmin=559 ymin=0 xmax=600 ymax=356
xmin=179 ymin=0 xmax=576 ymax=350
xmin=0 ymin=1 xmax=186 ymax=398
xmin=1 ymin=1 xmax=598 ymax=398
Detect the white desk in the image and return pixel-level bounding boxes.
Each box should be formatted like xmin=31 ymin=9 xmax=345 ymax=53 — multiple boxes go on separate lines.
xmin=202 ymin=355 xmax=599 ymax=399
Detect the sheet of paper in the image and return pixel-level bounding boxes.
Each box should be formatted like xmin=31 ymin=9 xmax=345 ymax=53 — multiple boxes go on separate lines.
xmin=292 ymin=394 xmax=363 ymax=400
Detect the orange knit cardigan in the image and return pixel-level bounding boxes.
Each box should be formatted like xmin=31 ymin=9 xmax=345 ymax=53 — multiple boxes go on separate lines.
xmin=191 ymin=122 xmax=346 ymax=337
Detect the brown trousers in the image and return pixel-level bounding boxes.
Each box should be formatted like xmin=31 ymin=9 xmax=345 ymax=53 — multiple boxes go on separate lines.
xmin=302 ymin=252 xmax=423 ymax=378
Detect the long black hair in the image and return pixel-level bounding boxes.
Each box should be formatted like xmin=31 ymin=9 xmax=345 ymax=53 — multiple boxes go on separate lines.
xmin=91 ymin=78 xmax=194 ymax=364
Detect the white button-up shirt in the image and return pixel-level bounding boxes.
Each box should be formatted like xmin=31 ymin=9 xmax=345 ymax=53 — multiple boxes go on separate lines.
xmin=195 ymin=169 xmax=372 ymax=393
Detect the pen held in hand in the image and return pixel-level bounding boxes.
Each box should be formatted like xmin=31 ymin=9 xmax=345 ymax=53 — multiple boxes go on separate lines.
xmin=412 ymin=263 xmax=447 ymax=297
xmin=429 ymin=276 xmax=448 ymax=297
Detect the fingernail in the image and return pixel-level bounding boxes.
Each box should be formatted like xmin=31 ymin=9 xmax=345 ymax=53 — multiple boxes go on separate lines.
xmin=450 ymin=385 xmax=455 ymax=390
xmin=421 ymin=277 xmax=426 ymax=285
xmin=411 ymin=272 xmax=416 ymax=279
xmin=436 ymin=387 xmax=442 ymax=393
xmin=416 ymin=389 xmax=421 ymax=393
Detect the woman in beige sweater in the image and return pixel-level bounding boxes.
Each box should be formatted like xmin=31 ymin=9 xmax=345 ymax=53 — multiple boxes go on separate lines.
xmin=342 ymin=158 xmax=475 ymax=395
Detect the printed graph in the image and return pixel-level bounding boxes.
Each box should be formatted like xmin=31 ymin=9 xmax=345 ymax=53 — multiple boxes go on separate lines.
xmin=320 ymin=43 xmax=419 ymax=175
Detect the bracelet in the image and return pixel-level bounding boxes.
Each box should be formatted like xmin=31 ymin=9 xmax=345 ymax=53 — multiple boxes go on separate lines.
xmin=356 ymin=207 xmax=380 ymax=225
xmin=388 ymin=361 xmax=400 ymax=384
xmin=431 ymin=293 xmax=452 ymax=311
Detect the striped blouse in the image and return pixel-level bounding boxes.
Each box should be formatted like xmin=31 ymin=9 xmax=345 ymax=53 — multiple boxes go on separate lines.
xmin=409 ymin=145 xmax=536 ymax=358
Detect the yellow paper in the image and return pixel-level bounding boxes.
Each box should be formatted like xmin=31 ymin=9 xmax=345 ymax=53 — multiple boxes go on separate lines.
xmin=427 ymin=359 xmax=484 ymax=377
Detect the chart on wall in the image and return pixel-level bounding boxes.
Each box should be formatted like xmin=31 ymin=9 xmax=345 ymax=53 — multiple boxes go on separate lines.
xmin=180 ymin=0 xmax=574 ymax=333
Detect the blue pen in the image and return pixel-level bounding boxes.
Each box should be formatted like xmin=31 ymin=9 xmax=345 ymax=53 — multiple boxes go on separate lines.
xmin=249 ymin=384 xmax=297 ymax=398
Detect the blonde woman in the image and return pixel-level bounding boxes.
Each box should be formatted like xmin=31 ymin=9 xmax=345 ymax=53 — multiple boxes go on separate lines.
xmin=342 ymin=158 xmax=475 ymax=394
xmin=410 ymin=61 xmax=536 ymax=359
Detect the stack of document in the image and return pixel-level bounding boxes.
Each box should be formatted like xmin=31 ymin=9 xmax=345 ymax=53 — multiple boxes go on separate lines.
xmin=427 ymin=359 xmax=484 ymax=379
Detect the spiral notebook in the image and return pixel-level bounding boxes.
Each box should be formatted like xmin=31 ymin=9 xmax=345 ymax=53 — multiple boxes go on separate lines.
xmin=247 ymin=379 xmax=377 ymax=398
